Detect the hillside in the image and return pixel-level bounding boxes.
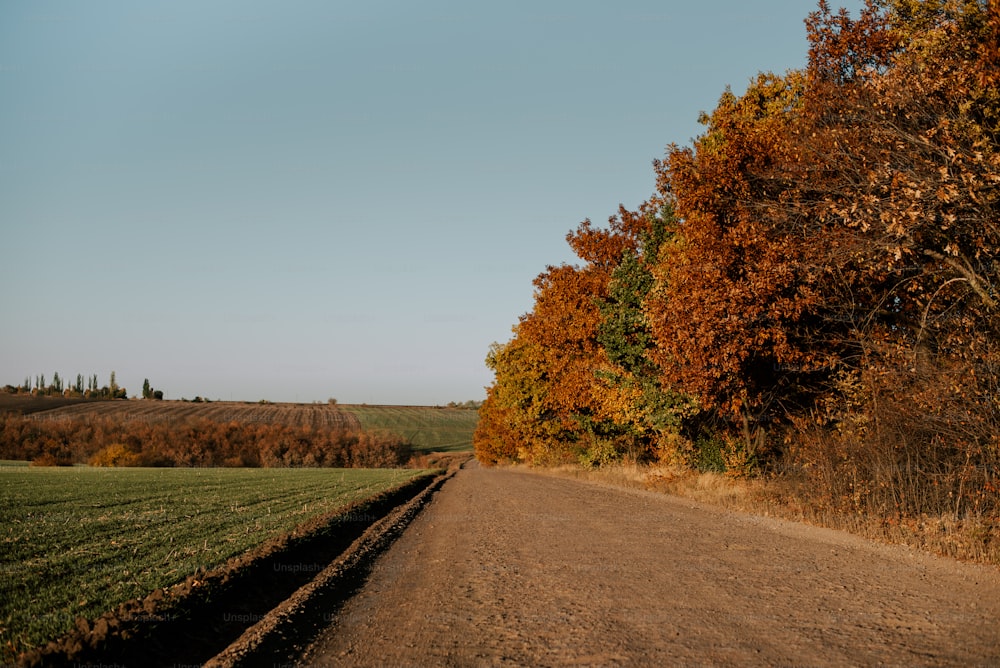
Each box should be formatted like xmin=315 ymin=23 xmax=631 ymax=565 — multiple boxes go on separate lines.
xmin=3 ymin=398 xmax=478 ymax=457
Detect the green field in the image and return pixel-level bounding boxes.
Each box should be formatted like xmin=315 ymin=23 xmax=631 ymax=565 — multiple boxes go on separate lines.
xmin=342 ymin=405 xmax=478 ymax=452
xmin=0 ymin=464 xmax=431 ymax=657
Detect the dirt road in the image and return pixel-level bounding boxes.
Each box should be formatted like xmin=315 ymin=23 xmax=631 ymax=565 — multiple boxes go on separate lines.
xmin=300 ymin=462 xmax=1000 ymax=666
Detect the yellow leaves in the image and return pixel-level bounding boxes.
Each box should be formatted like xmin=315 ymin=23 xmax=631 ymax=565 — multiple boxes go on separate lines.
xmin=591 ymin=369 xmax=646 ymax=431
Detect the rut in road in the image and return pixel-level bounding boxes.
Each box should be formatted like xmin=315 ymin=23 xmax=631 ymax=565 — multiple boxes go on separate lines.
xmin=300 ymin=462 xmax=1000 ymax=666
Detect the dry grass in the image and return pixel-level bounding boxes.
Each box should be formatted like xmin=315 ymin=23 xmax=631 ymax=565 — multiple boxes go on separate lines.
xmin=406 ymin=451 xmax=473 ymax=472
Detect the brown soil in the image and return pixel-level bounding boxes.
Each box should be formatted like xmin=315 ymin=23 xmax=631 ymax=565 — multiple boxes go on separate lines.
xmin=299 ymin=462 xmax=1000 ymax=667
xmin=0 ymin=394 xmax=96 ymax=416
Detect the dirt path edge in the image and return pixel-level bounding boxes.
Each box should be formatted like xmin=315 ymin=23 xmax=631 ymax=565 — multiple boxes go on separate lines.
xmin=204 ymin=461 xmax=466 ymax=668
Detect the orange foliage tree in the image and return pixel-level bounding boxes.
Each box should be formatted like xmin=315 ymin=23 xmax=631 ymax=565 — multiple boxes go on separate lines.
xmin=476 ymin=204 xmax=699 ymax=466
xmin=477 ymin=214 xmax=642 ymax=465
xmin=647 ymin=70 xmax=829 ymax=429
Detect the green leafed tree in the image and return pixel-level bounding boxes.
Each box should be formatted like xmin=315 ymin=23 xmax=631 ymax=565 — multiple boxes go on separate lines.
xmin=592 ymin=201 xmax=699 ymax=463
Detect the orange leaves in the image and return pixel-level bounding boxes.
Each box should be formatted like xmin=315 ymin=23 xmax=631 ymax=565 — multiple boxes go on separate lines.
xmin=567 ymin=221 xmax=632 ymax=270
xmin=645 ymin=69 xmax=828 ymax=419
xmin=806 ymin=0 xmax=897 ymax=86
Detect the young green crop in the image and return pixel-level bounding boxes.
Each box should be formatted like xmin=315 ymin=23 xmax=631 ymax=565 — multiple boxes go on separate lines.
xmin=0 ymin=465 xmax=431 ymax=658
xmin=342 ymin=406 xmax=478 ymax=452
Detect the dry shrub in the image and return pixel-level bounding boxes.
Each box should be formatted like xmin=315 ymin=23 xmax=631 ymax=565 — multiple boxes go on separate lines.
xmin=0 ymin=414 xmax=412 ymax=468
xmin=775 ymin=356 xmax=1000 ymax=564
xmin=348 ymin=430 xmax=411 ymax=468
xmin=643 ymin=465 xmax=764 ymax=508
xmin=28 ymin=452 xmax=73 ymax=467
xmin=406 ymin=451 xmax=472 ymax=471
xmin=89 ymin=443 xmax=142 ymax=467
xmin=787 ymin=361 xmax=1000 ymax=522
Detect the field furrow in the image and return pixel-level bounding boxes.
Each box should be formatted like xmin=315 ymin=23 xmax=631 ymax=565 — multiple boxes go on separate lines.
xmin=26 ymin=401 xmax=364 ymax=432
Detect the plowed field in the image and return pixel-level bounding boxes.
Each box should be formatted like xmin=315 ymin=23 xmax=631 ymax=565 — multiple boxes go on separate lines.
xmin=27 ymin=400 xmax=361 ymax=431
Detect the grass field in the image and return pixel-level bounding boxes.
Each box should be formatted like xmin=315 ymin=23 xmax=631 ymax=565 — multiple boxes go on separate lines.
xmin=342 ymin=405 xmax=478 ymax=452
xmin=0 ymin=464 xmax=432 ymax=657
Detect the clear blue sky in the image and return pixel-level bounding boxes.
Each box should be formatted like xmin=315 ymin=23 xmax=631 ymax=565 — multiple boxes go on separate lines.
xmin=0 ymin=1 xmax=863 ymax=405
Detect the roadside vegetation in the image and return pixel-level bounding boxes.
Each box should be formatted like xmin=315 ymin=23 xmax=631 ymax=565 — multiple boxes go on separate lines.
xmin=0 ymin=464 xmax=432 ymax=659
xmin=475 ymin=0 xmax=1000 ymax=564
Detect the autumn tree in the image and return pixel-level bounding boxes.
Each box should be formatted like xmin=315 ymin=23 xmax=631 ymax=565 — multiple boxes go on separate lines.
xmin=771 ymin=0 xmax=1000 ymax=514
xmin=646 ymin=68 xmax=832 ymax=470
xmin=475 ymin=337 xmax=551 ymax=465
xmin=483 ymin=260 xmax=612 ymax=465
xmin=476 ymin=212 xmax=651 ymax=465
xmin=592 ymin=201 xmax=698 ymax=463
xmin=800 ymin=0 xmax=1000 ymax=355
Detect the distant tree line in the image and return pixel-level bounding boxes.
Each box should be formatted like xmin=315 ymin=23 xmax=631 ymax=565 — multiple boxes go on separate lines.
xmin=445 ymin=400 xmax=483 ymax=409
xmin=2 ymin=372 xmax=165 ymax=400
xmin=141 ymin=378 xmax=164 ymax=400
